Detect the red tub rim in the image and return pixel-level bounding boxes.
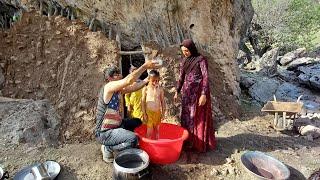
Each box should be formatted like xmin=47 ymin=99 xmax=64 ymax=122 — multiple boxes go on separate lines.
xmin=135 ymin=123 xmax=189 ymax=145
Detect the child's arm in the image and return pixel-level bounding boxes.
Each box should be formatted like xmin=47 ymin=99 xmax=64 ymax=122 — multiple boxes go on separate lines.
xmin=141 ymin=87 xmax=148 ymax=123
xmin=160 ymin=87 xmax=166 ymax=121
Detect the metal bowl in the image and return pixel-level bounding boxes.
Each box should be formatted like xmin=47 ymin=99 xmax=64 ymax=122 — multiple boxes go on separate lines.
xmin=241 ymin=151 xmax=290 ymax=180
xmin=13 ymin=161 xmax=60 ymax=180
xmin=44 ymin=161 xmax=61 ymax=179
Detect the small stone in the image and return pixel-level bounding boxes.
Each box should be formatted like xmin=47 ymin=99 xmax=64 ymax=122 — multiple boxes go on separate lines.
xmin=70 ymin=107 xmax=77 ymax=113
xmin=36 ymin=61 xmax=42 ymax=66
xmin=210 ymin=168 xmax=219 ymax=176
xmin=64 ymin=131 xmax=71 ymax=140
xmin=10 ymin=56 xmax=17 ymax=61
xmin=15 ymin=80 xmax=21 ymax=84
xmin=228 ymin=167 xmax=236 ymax=175
xmin=18 ymin=45 xmax=26 ymax=49
xmin=75 ymin=111 xmax=86 ymax=118
xmin=57 ymin=101 xmax=67 ymax=109
xmin=82 ymin=115 xmax=93 ymax=122
xmin=233 ymin=149 xmax=240 ymax=153
xmin=78 ymin=98 xmax=89 ymax=108
xmin=222 ymin=168 xmax=229 ymax=175
xmin=226 ymin=158 xmax=234 ymax=164
xmin=45 ymin=50 xmax=51 ymax=54
xmin=56 ymin=30 xmax=61 ymax=35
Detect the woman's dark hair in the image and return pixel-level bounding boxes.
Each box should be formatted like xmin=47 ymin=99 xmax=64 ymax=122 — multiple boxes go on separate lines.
xmin=103 ymin=66 xmax=120 ymax=79
xmin=148 ymin=69 xmax=160 ymax=77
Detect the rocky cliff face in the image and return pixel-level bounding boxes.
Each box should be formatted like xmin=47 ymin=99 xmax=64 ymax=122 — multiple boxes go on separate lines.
xmin=63 ymin=0 xmax=254 ymax=117
xmin=2 ymin=0 xmax=253 ymax=118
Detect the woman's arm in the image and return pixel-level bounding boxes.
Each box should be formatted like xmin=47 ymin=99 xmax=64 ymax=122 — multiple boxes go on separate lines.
xmin=121 ymin=78 xmax=148 ymax=94
xmin=105 ymin=63 xmax=149 ymax=93
xmin=198 ymin=57 xmax=209 ymax=106
xmin=104 ymin=61 xmax=157 ymax=103
xmin=199 ymin=57 xmax=209 ymax=95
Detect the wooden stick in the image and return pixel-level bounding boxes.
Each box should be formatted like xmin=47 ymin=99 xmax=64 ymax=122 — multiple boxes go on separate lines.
xmin=119 ymin=51 xmax=144 ymax=55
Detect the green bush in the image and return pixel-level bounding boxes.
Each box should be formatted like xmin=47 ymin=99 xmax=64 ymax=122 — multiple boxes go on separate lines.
xmin=252 ymin=0 xmax=320 ymax=51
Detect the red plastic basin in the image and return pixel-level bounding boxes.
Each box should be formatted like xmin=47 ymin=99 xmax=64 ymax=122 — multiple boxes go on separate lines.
xmin=134 ymin=123 xmax=189 ymax=164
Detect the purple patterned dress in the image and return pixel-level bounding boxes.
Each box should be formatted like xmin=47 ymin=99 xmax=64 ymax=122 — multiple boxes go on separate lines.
xmin=176 ymin=55 xmax=216 ymax=152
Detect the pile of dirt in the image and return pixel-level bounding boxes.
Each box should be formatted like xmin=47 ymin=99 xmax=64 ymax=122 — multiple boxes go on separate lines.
xmin=0 ymin=11 xmax=119 ymax=143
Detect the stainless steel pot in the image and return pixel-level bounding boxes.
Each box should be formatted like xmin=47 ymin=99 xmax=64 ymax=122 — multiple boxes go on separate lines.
xmin=113 ymin=148 xmax=150 ymax=180
xmin=0 ymin=167 xmax=9 ymax=180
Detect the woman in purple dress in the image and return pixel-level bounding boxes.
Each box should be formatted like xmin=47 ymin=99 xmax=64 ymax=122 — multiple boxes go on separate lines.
xmin=174 ymin=39 xmax=216 ymax=152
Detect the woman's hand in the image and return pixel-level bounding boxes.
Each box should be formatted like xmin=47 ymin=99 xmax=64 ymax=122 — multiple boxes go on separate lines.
xmin=198 ymin=94 xmax=206 ymax=106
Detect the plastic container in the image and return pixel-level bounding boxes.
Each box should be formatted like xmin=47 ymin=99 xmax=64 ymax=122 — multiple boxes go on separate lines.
xmin=134 ymin=123 xmax=188 ymax=164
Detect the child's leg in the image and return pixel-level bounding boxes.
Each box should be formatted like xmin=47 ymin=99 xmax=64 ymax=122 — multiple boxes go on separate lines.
xmin=155 ymin=124 xmax=160 ymax=139
xmin=146 ymin=126 xmax=153 ymax=139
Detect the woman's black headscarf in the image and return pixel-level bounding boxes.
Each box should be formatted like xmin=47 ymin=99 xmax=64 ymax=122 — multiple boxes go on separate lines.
xmin=180 ymin=39 xmax=201 ymax=74
xmin=180 ymin=39 xmax=200 ymax=58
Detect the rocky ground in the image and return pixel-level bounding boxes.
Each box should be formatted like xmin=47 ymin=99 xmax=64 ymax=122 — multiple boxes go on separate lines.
xmin=0 ymin=102 xmax=319 ymax=179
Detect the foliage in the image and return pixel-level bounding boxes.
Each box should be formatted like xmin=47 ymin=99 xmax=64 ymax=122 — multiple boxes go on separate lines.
xmin=252 ymin=0 xmax=320 ymax=51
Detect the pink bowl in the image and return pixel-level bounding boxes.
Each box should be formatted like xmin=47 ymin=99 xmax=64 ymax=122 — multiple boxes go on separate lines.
xmin=134 ymin=123 xmax=189 ymax=164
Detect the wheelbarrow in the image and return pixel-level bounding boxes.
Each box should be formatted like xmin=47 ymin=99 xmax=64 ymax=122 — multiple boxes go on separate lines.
xmin=261 ymin=95 xmax=303 ymax=131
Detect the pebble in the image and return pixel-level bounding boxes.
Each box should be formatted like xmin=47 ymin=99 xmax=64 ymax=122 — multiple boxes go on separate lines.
xmin=78 ymin=98 xmax=89 ymax=108
xmin=210 ymin=168 xmax=219 ymax=176
xmin=36 ymin=61 xmax=42 ymax=66
xmin=57 ymin=101 xmax=67 ymax=109
xmin=70 ymin=107 xmax=77 ymax=113
xmin=75 ymin=110 xmax=87 ymax=118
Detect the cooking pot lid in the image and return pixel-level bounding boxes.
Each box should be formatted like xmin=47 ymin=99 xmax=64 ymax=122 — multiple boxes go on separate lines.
xmin=13 ymin=161 xmax=60 ymax=180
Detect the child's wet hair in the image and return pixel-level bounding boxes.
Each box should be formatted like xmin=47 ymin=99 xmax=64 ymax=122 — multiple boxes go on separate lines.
xmin=148 ymin=70 xmax=160 ymax=78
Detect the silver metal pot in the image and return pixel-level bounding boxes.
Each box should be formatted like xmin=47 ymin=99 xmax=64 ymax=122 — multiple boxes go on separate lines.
xmin=113 ymin=148 xmax=150 ymax=180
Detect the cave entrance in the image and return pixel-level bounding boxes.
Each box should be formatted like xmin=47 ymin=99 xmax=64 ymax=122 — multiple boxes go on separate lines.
xmin=119 ymin=48 xmax=148 ymax=118
xmin=120 ymin=51 xmax=148 ymax=79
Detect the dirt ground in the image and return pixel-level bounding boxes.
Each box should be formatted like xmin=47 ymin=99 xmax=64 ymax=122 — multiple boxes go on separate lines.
xmin=1 ymin=102 xmax=319 ymax=179
xmin=0 ymin=12 xmax=319 ymax=180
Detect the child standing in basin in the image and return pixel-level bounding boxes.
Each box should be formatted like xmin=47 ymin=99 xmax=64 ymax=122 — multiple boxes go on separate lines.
xmin=141 ymin=70 xmax=165 ymax=139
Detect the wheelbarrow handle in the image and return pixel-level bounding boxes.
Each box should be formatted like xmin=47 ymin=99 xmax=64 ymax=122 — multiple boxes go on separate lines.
xmin=297 ymin=95 xmax=303 ymax=102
